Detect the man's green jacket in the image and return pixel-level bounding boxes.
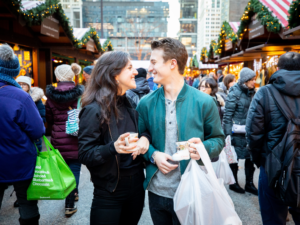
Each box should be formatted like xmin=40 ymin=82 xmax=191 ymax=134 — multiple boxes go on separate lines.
xmin=136 ymin=83 xmax=225 ymax=190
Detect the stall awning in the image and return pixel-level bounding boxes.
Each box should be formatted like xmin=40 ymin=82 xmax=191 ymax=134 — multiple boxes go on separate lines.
xmin=229 ymin=22 xmax=240 ymax=33
xmin=22 ymin=1 xmax=44 ymax=10
xmin=199 ymin=62 xmax=218 ymax=69
xmin=259 ymin=0 xmax=292 ymax=27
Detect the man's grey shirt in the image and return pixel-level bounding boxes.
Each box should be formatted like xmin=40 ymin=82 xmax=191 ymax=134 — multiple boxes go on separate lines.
xmin=147 ymin=99 xmax=181 ymax=199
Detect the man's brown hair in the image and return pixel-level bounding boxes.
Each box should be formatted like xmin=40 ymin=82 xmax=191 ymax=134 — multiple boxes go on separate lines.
xmin=151 ymin=38 xmax=188 ymax=75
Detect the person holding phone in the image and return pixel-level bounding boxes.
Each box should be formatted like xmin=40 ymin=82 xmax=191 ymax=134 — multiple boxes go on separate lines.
xmin=78 ymin=51 xmax=151 ymax=225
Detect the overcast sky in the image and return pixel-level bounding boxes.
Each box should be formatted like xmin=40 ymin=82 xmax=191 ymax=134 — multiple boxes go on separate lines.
xmin=162 ymin=0 xmax=180 ymax=38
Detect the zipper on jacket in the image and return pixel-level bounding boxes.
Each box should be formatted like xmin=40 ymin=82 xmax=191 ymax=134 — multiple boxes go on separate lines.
xmin=175 ymin=100 xmax=182 ymax=179
xmin=108 ymin=126 xmax=120 ymax=192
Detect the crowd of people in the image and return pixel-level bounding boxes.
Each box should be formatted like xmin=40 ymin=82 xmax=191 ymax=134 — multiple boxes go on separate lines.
xmin=0 ymin=38 xmax=300 ymax=225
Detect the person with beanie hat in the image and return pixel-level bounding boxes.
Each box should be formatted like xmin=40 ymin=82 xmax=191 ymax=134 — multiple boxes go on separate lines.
xmin=0 ymin=44 xmax=44 ymax=224
xmin=126 ymin=67 xmax=150 ymax=108
xmin=222 ymin=67 xmax=257 ymax=195
xmin=46 ymin=63 xmax=84 ymax=217
xmin=82 ymin=65 xmax=94 ymax=85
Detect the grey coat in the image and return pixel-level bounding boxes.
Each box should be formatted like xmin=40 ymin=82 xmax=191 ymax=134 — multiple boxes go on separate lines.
xmin=222 ymin=83 xmax=255 ymax=159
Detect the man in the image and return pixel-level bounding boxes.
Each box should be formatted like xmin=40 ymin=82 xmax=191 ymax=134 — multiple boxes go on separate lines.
xmin=147 ymin=70 xmax=158 ymax=91
xmin=217 ymin=70 xmax=224 ymax=83
xmin=246 ymin=52 xmax=300 ymax=225
xmin=192 ymin=74 xmax=201 ymax=89
xmin=0 ymin=44 xmax=45 ymax=224
xmin=136 ymin=38 xmax=224 ymax=224
xmin=126 ymin=68 xmax=151 ymax=108
xmin=82 ymin=65 xmax=94 ymax=85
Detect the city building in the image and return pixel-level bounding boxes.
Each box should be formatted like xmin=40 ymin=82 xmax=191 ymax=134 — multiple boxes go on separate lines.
xmin=82 ymin=0 xmax=169 ymax=60
xmin=197 ymin=0 xmax=249 ymax=53
xmin=178 ymin=0 xmax=198 ymax=57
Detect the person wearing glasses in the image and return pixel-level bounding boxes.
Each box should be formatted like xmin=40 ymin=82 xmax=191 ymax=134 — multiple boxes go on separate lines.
xmin=199 ymin=77 xmax=225 ymax=121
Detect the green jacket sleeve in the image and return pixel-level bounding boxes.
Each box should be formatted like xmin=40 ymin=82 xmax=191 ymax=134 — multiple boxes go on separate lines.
xmin=136 ymin=103 xmax=157 ymax=162
xmin=201 ymin=98 xmax=225 ymax=161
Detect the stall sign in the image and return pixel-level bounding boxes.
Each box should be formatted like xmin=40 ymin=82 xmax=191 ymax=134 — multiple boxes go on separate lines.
xmin=225 ymin=38 xmax=233 ymax=51
xmin=86 ymin=39 xmax=95 ymax=52
xmin=249 ymin=19 xmax=265 ymax=40
xmin=41 ymin=16 xmax=59 ymax=39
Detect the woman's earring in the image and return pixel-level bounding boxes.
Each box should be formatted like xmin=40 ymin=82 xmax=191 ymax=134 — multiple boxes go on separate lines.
xmin=116 ymin=80 xmax=119 ymax=85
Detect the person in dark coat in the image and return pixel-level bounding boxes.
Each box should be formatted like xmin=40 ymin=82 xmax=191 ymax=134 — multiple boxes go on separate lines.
xmin=147 ymin=71 xmax=158 ymax=91
xmin=16 ymin=75 xmax=46 ymax=151
xmin=222 ymin=67 xmax=257 ymax=195
xmin=46 ymin=63 xmax=84 ymax=217
xmin=246 ymin=52 xmax=300 ymax=225
xmin=0 ymin=44 xmax=44 ymax=225
xmin=218 ymin=74 xmax=236 ymax=101
xmin=217 ymin=70 xmax=224 ymax=83
xmin=78 ymin=51 xmax=151 ymax=225
xmin=126 ymin=68 xmax=151 ymax=108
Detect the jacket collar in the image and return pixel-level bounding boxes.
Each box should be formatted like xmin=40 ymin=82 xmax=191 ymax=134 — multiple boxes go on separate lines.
xmin=46 ymin=84 xmax=84 ymax=103
xmin=159 ymin=82 xmax=189 ymax=102
xmin=108 ymin=96 xmax=138 ymax=142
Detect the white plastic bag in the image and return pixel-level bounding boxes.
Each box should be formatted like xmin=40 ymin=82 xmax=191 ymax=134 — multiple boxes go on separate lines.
xmin=174 ymin=143 xmax=242 ymax=225
xmin=223 ymin=136 xmax=238 ymax=164
xmin=212 ymin=150 xmax=235 ymax=185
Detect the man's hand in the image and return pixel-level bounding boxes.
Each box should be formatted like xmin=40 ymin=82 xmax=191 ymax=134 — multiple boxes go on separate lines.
xmin=188 ymin=138 xmax=202 ymax=160
xmin=154 ymin=152 xmax=178 ymax=174
xmin=131 ymin=136 xmax=150 ymax=160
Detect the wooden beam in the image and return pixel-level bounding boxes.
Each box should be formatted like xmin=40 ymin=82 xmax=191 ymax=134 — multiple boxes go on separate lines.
xmin=0 ymin=32 xmax=39 ymax=48
xmin=283 ymin=25 xmax=300 ymax=36
xmin=32 ymin=48 xmax=39 ymax=87
xmin=51 ymin=47 xmax=96 ymax=61
xmin=0 ymin=13 xmax=14 ymax=18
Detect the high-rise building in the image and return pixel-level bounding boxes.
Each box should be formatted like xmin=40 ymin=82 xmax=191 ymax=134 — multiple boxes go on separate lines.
xmin=197 ymin=0 xmax=249 ymax=53
xmin=197 ymin=0 xmax=222 ymax=53
xmin=178 ymin=0 xmax=198 ymax=57
xmin=82 ymin=0 xmax=169 ymax=60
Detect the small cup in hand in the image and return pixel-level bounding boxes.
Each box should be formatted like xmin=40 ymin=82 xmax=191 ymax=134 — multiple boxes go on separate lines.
xmin=125 ymin=133 xmax=139 ymax=150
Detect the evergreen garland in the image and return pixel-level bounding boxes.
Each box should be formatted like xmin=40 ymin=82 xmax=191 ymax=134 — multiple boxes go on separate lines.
xmin=236 ymin=0 xmax=281 ymax=40
xmin=213 ymin=21 xmax=238 ymax=56
xmin=190 ymin=54 xmax=199 ymax=68
xmin=200 ymin=47 xmax=207 ymax=62
xmin=288 ymin=0 xmax=300 ymax=29
xmin=4 ymin=0 xmax=115 ymax=52
xmin=102 ymin=38 xmax=114 ymax=52
xmin=207 ymin=40 xmax=217 ymax=59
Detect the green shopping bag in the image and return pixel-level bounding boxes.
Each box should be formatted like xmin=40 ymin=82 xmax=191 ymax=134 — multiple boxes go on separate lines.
xmin=27 ymin=136 xmax=76 ymax=200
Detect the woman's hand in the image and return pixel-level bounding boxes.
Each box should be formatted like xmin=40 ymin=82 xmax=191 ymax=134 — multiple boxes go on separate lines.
xmin=114 ymin=133 xmax=138 ymax=154
xmin=131 ymin=136 xmax=150 ymax=160
xmin=188 ymin=138 xmax=202 ymax=160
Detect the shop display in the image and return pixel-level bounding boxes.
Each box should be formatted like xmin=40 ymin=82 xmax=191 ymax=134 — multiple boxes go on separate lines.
xmin=222 ymin=63 xmax=244 ymax=80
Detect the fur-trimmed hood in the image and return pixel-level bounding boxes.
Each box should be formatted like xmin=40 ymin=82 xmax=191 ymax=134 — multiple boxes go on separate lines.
xmin=46 ymin=84 xmax=84 ymax=103
xmin=215 ymin=93 xmax=225 ymax=107
xmin=30 ymin=87 xmax=44 ymax=102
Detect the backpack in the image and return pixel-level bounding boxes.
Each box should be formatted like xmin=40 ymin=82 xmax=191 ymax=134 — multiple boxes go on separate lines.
xmin=66 ymin=98 xmax=81 ymax=136
xmin=265 ymin=85 xmax=300 ymax=207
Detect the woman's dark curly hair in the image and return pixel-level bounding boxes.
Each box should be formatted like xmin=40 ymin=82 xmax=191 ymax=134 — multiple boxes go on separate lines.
xmin=199 ymin=77 xmax=218 ymax=96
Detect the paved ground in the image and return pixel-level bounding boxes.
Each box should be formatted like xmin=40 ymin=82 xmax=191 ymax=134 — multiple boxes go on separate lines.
xmin=0 ymin=140 xmax=295 ymax=225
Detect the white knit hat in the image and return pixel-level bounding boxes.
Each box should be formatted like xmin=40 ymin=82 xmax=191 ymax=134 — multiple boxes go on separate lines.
xmin=54 ymin=63 xmax=81 ymax=82
xmin=16 ymin=76 xmax=32 ymax=91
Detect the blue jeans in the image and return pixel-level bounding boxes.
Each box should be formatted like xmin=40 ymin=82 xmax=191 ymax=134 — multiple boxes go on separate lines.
xmin=259 ymin=166 xmax=300 ymax=225
xmin=65 ymin=159 xmax=81 ymax=206
xmin=148 ymin=192 xmax=180 ymax=225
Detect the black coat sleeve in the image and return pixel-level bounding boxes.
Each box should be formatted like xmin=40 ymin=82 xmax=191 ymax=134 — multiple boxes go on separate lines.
xmin=222 ymin=91 xmax=238 ymax=137
xmin=246 ymin=88 xmax=266 ymax=167
xmin=78 ymin=105 xmax=116 ymax=167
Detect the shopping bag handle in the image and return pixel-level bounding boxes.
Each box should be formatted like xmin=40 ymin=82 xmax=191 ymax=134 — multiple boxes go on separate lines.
xmin=42 ymin=135 xmax=55 ymax=152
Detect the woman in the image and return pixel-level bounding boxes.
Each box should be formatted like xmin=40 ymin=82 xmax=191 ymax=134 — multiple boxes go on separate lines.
xmin=222 ymin=67 xmax=257 ymax=195
xmin=16 ymin=75 xmax=46 ymax=151
xmin=78 ymin=51 xmax=150 ymax=225
xmin=218 ymin=74 xmax=236 ymax=101
xmin=199 ymin=77 xmax=225 ymax=121
xmin=46 ymin=63 xmax=84 ymax=217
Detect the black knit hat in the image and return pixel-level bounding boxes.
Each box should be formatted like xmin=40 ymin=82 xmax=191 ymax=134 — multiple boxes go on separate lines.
xmin=135 ymin=68 xmax=147 ymax=79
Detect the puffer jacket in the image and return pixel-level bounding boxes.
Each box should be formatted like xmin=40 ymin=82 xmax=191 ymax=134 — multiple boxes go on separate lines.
xmin=46 ymin=82 xmax=84 ymax=160
xmin=30 ymin=87 xmax=46 ymax=151
xmin=222 ymin=83 xmax=255 ymax=159
xmin=246 ymin=70 xmax=300 ymax=167
xmin=214 ymin=93 xmax=225 ymax=122
xmin=218 ymin=82 xmax=228 ymax=101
